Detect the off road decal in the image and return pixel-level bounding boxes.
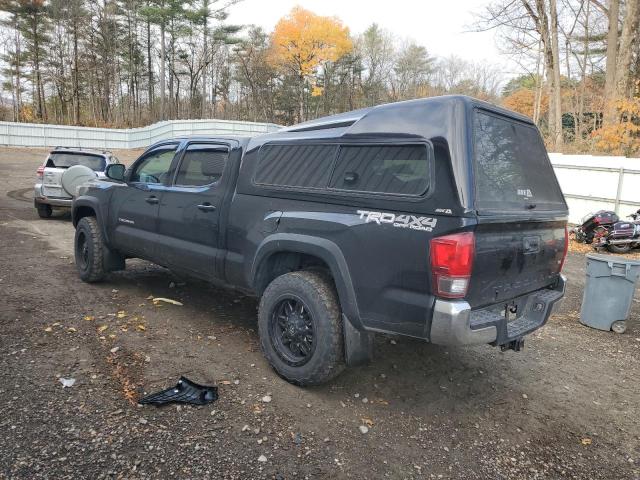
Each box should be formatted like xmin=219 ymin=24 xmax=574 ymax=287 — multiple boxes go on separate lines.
xmin=356 ymin=210 xmax=437 ymax=232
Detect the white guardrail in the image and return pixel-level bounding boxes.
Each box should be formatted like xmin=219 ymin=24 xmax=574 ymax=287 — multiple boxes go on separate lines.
xmin=549 ymin=153 xmax=640 ymax=224
xmin=0 ymin=119 xmax=281 ymax=150
xmin=0 ymin=121 xmax=636 ymax=224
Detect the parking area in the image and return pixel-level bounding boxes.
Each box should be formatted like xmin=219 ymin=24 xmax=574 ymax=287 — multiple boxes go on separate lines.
xmin=1 ymin=147 xmax=639 ymax=479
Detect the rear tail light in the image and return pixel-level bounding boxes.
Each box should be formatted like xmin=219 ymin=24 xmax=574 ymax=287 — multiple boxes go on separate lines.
xmin=430 ymin=231 xmax=475 ymax=299
xmin=558 ymin=225 xmax=569 ymax=272
xmin=36 ymin=165 xmax=44 ymax=178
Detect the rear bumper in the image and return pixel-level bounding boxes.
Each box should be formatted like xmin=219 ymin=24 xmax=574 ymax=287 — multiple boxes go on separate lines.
xmin=34 ymin=185 xmax=72 ymax=208
xmin=429 ymin=275 xmax=566 ymax=346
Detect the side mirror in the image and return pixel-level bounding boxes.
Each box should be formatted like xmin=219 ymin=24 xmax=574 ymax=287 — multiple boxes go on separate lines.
xmin=105 ymin=163 xmax=126 ymax=181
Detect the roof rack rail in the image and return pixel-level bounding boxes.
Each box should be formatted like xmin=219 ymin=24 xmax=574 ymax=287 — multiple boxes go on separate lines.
xmin=51 ymin=146 xmax=112 ymax=156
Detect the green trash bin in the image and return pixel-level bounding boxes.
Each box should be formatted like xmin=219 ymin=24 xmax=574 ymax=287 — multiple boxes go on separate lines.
xmin=580 ymin=253 xmax=640 ymax=334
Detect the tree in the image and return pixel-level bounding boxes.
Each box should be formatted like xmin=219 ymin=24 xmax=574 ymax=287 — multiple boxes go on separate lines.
xmin=268 ymin=6 xmax=352 ymax=122
xmin=391 ymin=42 xmax=434 ymax=100
xmin=592 ymin=96 xmax=640 ymax=156
xmin=357 ymin=23 xmax=395 ymax=106
xmin=17 ymin=0 xmax=50 ymax=120
xmin=474 ymin=1 xmax=564 ymax=146
xmin=503 ymin=86 xmax=549 ymax=118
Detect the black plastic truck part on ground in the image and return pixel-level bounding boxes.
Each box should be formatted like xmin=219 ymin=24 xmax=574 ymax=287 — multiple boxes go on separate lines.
xmin=71 ymin=95 xmax=569 ymax=385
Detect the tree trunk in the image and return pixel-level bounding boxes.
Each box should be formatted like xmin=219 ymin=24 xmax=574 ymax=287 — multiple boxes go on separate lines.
xmin=549 ymin=0 xmax=563 ymax=147
xmin=72 ymin=20 xmax=80 ymax=125
xmin=603 ymin=0 xmax=620 ymax=125
xmin=201 ymin=0 xmax=209 ymax=118
xmin=614 ymin=0 xmax=639 ymax=97
xmin=298 ymin=75 xmax=305 ymax=122
xmin=14 ymin=17 xmax=22 ymax=122
xmin=160 ymin=22 xmax=167 ymax=120
xmin=146 ymin=12 xmax=154 ymax=119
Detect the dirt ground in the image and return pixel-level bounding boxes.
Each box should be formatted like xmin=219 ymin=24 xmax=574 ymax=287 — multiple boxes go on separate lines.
xmin=0 ymin=147 xmax=638 ymax=480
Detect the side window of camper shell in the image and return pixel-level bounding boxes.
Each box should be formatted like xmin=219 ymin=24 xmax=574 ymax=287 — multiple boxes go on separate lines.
xmin=253 ymin=142 xmax=432 ymax=196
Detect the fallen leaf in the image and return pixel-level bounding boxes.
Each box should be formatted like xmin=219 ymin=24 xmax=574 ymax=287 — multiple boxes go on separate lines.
xmin=68 ymin=327 xmax=77 ymax=332
xmin=581 ymin=438 xmax=592 ymax=446
xmin=152 ymin=297 xmax=183 ymax=306
xmin=136 ymin=324 xmax=146 ymax=332
xmin=84 ymin=315 xmax=95 ymax=321
xmin=98 ymin=325 xmax=109 ymax=333
xmin=361 ymin=417 xmax=374 ymax=427
xmin=116 ymin=311 xmax=127 ymax=319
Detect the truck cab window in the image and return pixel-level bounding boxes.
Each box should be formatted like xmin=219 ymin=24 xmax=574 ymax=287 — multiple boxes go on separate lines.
xmin=175 ymin=144 xmax=228 ymax=187
xmin=130 ymin=147 xmax=177 ymax=184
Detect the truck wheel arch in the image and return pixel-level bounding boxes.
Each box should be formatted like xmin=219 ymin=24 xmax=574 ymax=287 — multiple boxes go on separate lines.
xmin=251 ymin=234 xmax=372 ymax=367
xmin=72 ymin=196 xmax=110 ymax=247
xmin=251 ymin=234 xmax=361 ymax=329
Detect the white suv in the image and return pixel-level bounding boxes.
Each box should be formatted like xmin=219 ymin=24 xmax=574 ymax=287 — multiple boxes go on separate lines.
xmin=34 ymin=147 xmax=120 ymax=218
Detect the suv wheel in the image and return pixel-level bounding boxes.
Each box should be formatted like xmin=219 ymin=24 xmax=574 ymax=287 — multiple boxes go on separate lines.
xmin=74 ymin=216 xmax=106 ymax=283
xmin=36 ymin=203 xmax=52 ymax=218
xmin=258 ymin=270 xmax=344 ymax=386
xmin=607 ymin=243 xmax=631 ymax=254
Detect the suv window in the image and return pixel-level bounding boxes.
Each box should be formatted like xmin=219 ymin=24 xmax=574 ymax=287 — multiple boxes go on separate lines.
xmin=329 ymin=144 xmax=430 ymax=195
xmin=175 ymin=144 xmax=228 ymax=186
xmin=47 ymin=152 xmax=106 ymax=171
xmin=254 ymin=144 xmax=338 ymax=189
xmin=473 ymin=110 xmax=566 ymax=211
xmin=130 ymin=146 xmax=177 ymax=184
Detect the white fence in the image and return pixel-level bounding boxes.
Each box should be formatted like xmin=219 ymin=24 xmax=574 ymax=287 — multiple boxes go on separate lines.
xmin=549 ymin=153 xmax=640 ymax=224
xmin=0 ymin=119 xmax=281 ymax=150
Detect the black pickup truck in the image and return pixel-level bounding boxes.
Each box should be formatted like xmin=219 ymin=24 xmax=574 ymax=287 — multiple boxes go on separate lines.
xmin=72 ymin=95 xmax=568 ymax=386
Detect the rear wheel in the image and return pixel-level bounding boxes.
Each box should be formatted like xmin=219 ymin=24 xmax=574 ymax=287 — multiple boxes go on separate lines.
xmin=74 ymin=216 xmax=106 ymax=283
xmin=607 ymin=243 xmax=631 ymax=254
xmin=36 ymin=203 xmax=52 ymax=219
xmin=258 ymin=270 xmax=344 ymax=386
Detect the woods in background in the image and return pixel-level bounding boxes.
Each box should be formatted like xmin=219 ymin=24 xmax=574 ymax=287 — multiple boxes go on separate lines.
xmin=0 ymin=1 xmax=638 ymax=155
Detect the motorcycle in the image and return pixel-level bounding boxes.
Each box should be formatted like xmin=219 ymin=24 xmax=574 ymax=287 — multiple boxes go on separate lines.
xmin=573 ymin=209 xmax=640 ymax=254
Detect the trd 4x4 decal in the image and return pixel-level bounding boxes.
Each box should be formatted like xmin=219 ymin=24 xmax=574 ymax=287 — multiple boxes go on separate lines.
xmin=357 ymin=210 xmax=437 ymax=232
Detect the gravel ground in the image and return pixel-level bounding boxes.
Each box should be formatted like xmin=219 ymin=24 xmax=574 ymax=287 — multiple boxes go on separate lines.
xmin=0 ymin=147 xmax=638 ymax=479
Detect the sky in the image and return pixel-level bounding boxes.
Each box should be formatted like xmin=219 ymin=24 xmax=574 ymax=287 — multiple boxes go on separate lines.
xmin=226 ymin=0 xmax=516 ymax=75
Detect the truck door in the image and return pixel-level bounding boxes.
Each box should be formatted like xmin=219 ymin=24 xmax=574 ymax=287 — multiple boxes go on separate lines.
xmin=109 ymin=143 xmax=179 ymax=261
xmin=155 ymin=142 xmax=230 ymax=280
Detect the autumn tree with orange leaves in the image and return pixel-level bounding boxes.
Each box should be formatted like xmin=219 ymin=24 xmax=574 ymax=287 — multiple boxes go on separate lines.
xmin=592 ymin=96 xmax=640 ymax=157
xmin=269 ymin=6 xmax=352 ymax=122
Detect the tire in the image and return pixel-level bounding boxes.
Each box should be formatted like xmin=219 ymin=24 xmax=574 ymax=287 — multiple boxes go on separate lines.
xmin=258 ymin=270 xmax=345 ymax=386
xmin=607 ymin=243 xmax=631 ymax=254
xmin=36 ymin=203 xmax=52 ymax=218
xmin=74 ymin=216 xmax=106 ymax=283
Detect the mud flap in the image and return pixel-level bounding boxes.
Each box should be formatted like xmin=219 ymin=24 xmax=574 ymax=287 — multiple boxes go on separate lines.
xmin=343 ymin=314 xmax=374 ymax=366
xmin=103 ymin=247 xmax=125 ymax=272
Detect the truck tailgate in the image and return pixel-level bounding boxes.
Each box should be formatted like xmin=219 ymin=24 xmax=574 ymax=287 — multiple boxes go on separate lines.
xmin=467 ymin=218 xmax=566 ymax=309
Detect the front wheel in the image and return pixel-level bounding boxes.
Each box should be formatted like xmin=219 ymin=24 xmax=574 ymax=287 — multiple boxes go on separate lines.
xmin=258 ymin=270 xmax=344 ymax=386
xmin=74 ymin=216 xmax=106 ymax=283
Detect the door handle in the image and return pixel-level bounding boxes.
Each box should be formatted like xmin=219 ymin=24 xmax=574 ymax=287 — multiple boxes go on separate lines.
xmin=145 ymin=195 xmax=159 ymax=204
xmin=197 ymin=203 xmax=216 ymax=212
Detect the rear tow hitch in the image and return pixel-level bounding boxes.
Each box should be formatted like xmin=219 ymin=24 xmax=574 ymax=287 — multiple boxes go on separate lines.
xmin=501 ymin=338 xmax=525 ymax=352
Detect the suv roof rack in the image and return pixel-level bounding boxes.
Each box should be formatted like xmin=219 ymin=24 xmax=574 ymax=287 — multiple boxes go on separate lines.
xmin=52 ymin=146 xmax=113 ymax=156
